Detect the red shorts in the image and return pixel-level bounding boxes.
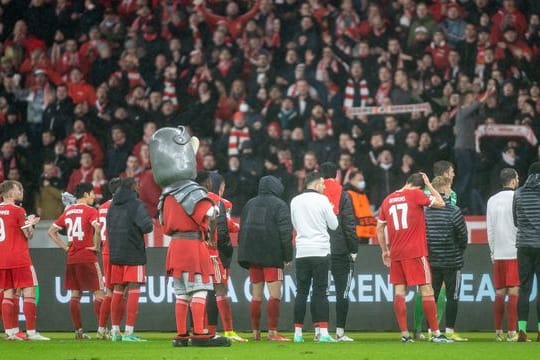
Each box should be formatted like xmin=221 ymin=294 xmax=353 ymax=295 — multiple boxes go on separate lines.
xmin=0 ymin=265 xmax=38 ymax=289
xmin=249 ymin=266 xmax=284 ymax=283
xmin=211 ymin=256 xmax=228 ymax=285
xmin=110 ymin=264 xmax=146 ymax=285
xmin=102 ymin=253 xmax=112 ymax=289
xmin=390 ymin=257 xmax=431 ymax=286
xmin=493 ymin=259 xmax=520 ymax=289
xmin=65 ymin=262 xmax=103 ymax=291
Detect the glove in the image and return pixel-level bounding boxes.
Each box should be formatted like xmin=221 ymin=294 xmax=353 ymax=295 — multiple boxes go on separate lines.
xmin=350 ymin=253 xmax=357 ymax=262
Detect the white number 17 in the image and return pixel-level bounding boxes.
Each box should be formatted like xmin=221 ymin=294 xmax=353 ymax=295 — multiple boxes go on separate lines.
xmin=389 ymin=203 xmax=408 ymax=230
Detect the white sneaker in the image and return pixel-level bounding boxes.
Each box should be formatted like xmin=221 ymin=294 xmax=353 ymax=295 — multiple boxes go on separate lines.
xmin=6 ymin=333 xmax=26 ymax=341
xmin=336 ymin=334 xmax=354 ymax=342
xmin=27 ymin=332 xmax=50 ymax=341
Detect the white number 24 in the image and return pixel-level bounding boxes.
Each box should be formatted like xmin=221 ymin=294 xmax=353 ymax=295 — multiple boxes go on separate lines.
xmin=65 ymin=217 xmax=84 ymax=242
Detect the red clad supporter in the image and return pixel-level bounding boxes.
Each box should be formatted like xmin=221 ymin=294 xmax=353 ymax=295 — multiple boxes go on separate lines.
xmin=67 ymin=67 xmax=96 ymax=105
xmin=0 ymin=180 xmax=48 ymax=341
xmin=64 ymin=119 xmax=104 ymax=169
xmin=48 ymin=182 xmax=104 ymax=340
xmin=55 ymin=38 xmax=89 ymax=77
xmin=195 ymin=0 xmax=262 ymax=39
xmin=138 ymin=169 xmax=161 ymax=219
xmin=491 ymin=0 xmax=527 ymax=43
xmin=426 ymin=31 xmax=451 ymax=71
xmin=117 ymin=0 xmax=138 ymax=18
xmin=66 ymin=151 xmax=98 ymax=195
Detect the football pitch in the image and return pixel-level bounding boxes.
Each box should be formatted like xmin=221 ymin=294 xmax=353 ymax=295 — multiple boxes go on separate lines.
xmin=1 ymin=332 xmax=538 ymax=360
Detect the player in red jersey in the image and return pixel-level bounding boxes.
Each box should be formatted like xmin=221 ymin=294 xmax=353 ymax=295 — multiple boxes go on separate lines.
xmin=48 ymin=182 xmax=104 ymax=340
xmin=0 ymin=180 xmax=48 ymax=341
xmin=96 ymin=178 xmax=122 ymax=340
xmin=377 ymin=173 xmax=451 ymax=343
xmin=203 ymin=172 xmax=246 ymax=342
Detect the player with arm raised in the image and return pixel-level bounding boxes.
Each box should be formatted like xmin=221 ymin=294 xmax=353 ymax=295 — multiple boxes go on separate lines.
xmin=48 ymin=182 xmax=104 ymax=340
xmin=377 ymin=173 xmax=452 ymax=343
xmin=0 ymin=180 xmax=48 ymax=340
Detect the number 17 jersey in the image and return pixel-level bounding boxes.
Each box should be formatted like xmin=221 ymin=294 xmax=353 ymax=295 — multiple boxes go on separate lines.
xmin=53 ymin=203 xmax=98 ymax=264
xmin=378 ymin=188 xmax=433 ymax=261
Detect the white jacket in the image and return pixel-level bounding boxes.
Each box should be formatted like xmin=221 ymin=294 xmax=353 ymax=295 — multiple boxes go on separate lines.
xmin=291 ymin=190 xmax=339 ymax=258
xmin=486 ymin=189 xmax=517 ymax=260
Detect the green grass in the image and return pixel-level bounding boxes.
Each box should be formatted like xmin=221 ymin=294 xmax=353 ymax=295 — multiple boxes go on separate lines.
xmin=1 ymin=332 xmax=538 ymax=360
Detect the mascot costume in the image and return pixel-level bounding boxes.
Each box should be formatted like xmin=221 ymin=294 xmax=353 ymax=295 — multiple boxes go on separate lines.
xmin=150 ymin=126 xmax=230 ymax=347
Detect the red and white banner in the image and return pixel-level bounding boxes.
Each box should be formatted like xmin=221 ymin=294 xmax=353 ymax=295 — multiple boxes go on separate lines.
xmin=348 ymin=102 xmax=432 ymax=116
xmin=475 ymin=124 xmax=538 ymax=152
xmin=144 ymin=216 xmax=489 ymax=247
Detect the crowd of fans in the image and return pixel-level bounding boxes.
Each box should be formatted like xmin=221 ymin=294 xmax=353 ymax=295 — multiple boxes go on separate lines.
xmin=1 ymin=0 xmax=540 ymax=220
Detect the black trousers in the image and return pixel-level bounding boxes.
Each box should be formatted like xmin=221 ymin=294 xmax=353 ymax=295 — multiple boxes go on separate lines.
xmin=431 ymin=267 xmax=461 ymax=329
xmin=517 ymin=247 xmax=540 ymax=323
xmin=294 ymin=256 xmax=330 ymax=325
xmin=331 ymin=254 xmax=354 ymax=329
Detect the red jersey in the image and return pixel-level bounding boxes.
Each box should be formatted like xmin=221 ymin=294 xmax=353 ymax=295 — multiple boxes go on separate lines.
xmin=378 ymin=189 xmax=433 ymax=261
xmin=98 ymin=200 xmax=111 ymax=256
xmin=54 ymin=203 xmax=99 ymax=264
xmin=0 ymin=203 xmax=31 ymax=269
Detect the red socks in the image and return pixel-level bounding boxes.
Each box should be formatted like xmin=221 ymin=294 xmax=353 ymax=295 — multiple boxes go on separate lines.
xmin=394 ymin=294 xmax=408 ymax=332
xmin=111 ymin=290 xmax=124 ymax=327
xmin=190 ymin=296 xmax=207 ymax=334
xmin=70 ymin=296 xmax=82 ymax=330
xmin=2 ymin=298 xmax=16 ymax=330
xmin=126 ymin=288 xmax=141 ymax=328
xmin=422 ymin=295 xmax=439 ymax=332
xmin=0 ymin=291 xmax=3 ymax=318
xmin=23 ymin=297 xmax=36 ymax=331
xmin=494 ymin=293 xmax=505 ymax=330
xmin=99 ymin=295 xmax=112 ymax=328
xmin=216 ymin=295 xmax=233 ymax=332
xmin=267 ymin=297 xmax=280 ymax=331
xmin=175 ymin=298 xmax=189 ymax=335
xmin=93 ymin=297 xmax=103 ymax=321
xmin=507 ymin=294 xmax=518 ymax=332
xmin=250 ymin=299 xmax=262 ymax=330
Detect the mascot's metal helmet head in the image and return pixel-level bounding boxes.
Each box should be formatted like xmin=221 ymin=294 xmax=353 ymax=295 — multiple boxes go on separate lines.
xmin=149 ymin=126 xmax=200 ymax=187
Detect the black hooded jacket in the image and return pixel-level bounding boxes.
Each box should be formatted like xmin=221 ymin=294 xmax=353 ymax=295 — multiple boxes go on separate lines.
xmin=107 ymin=185 xmax=154 ymax=265
xmin=513 ymin=173 xmax=540 ymax=248
xmin=237 ymin=176 xmax=293 ymax=269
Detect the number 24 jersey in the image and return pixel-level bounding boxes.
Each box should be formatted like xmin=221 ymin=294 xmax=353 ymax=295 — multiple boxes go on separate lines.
xmin=378 ymin=189 xmax=433 ymax=261
xmin=54 ymin=203 xmax=98 ymax=264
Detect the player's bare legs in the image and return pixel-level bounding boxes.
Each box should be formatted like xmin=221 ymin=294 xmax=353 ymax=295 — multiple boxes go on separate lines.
xmin=250 ymin=282 xmax=264 ymax=340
